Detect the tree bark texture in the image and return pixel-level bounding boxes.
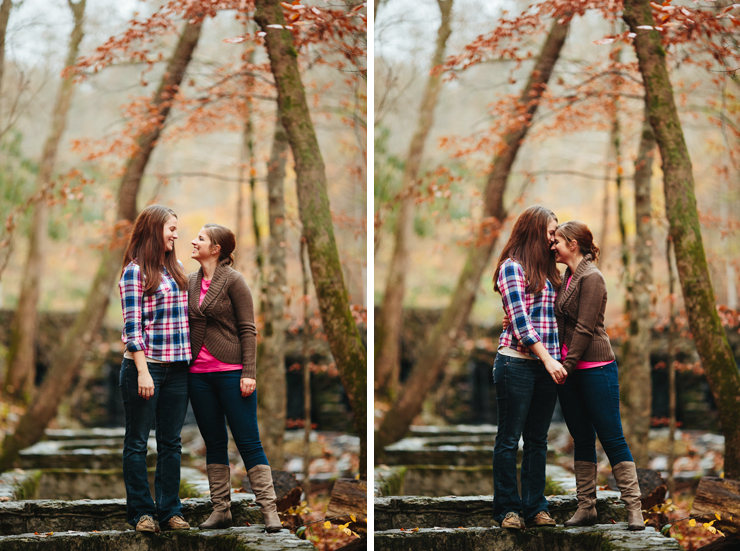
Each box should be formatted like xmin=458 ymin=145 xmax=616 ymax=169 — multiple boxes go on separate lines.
xmin=375 ymin=0 xmax=453 ymax=398
xmin=4 ymin=0 xmax=86 ymax=403
xmin=301 ymin=235 xmax=312 ymax=496
xmin=247 ymin=99 xmax=264 ymax=274
xmin=624 ymin=0 xmax=740 ymax=479
xmin=0 ymin=18 xmax=203 ymax=472
xmin=619 ymin=110 xmax=655 ymax=467
xmin=253 ymin=0 xmax=367 ymax=479
xmin=375 ymin=16 xmax=571 ymax=454
xmin=257 ymin=115 xmax=289 ymax=469
xmin=0 ymin=0 xmax=11 ymax=96
xmin=666 ymin=236 xmax=677 ymax=496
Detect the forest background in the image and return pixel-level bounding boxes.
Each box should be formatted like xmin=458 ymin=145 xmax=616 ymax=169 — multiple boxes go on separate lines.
xmin=0 ymin=0 xmax=367 ymax=548
xmin=374 ymin=0 xmax=740 ymax=546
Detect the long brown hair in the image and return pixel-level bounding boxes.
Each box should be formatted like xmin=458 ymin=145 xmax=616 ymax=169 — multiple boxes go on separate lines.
xmin=555 ymin=221 xmax=600 ymax=264
xmin=493 ymin=205 xmax=561 ymax=294
xmin=203 ymin=223 xmax=236 ymax=266
xmin=121 ymin=204 xmax=187 ymax=295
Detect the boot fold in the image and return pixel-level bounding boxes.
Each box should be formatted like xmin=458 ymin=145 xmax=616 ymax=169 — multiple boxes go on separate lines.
xmin=248 ymin=464 xmax=283 ymax=533
xmin=611 ymin=461 xmax=646 ymax=531
xmin=564 ymin=461 xmax=598 ymax=527
xmin=199 ymin=463 xmax=233 ymax=529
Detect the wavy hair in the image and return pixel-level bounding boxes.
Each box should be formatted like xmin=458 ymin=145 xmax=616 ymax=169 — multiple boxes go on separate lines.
xmin=493 ymin=205 xmax=561 ymax=294
xmin=121 ymin=204 xmax=187 ymax=295
xmin=203 ymin=223 xmax=236 ymax=266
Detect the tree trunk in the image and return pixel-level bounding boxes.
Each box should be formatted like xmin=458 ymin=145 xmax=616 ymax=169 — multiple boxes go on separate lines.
xmin=4 ymin=0 xmax=86 ymax=403
xmin=623 ymin=0 xmax=740 ymax=479
xmin=253 ymin=0 xmax=367 ymax=480
xmin=0 ymin=0 xmax=11 ymax=96
xmin=247 ymin=98 xmax=264 ymax=276
xmin=257 ymin=114 xmax=289 ymax=469
xmin=0 ymin=18 xmax=203 ymax=472
xmin=301 ymin=235 xmax=312 ymax=497
xmin=376 ymin=15 xmax=572 ymax=454
xmin=619 ymin=109 xmax=655 ymax=467
xmin=375 ymin=0 xmax=454 ymax=398
xmin=666 ymin=236 xmax=677 ymax=497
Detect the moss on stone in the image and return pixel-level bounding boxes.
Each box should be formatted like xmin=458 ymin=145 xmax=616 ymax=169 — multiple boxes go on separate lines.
xmin=15 ymin=470 xmax=41 ymax=500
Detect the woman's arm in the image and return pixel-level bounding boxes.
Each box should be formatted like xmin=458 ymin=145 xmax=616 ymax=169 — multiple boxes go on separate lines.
xmin=119 ymin=264 xmax=154 ymax=399
xmin=562 ymin=272 xmax=606 ymax=373
xmin=498 ymin=261 xmax=567 ymax=384
xmin=228 ymin=272 xmax=258 ymax=378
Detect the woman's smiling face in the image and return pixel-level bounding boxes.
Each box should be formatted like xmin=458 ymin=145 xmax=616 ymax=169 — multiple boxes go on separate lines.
xmin=191 ymin=227 xmax=216 ymax=262
xmin=551 ymin=230 xmax=574 ymax=264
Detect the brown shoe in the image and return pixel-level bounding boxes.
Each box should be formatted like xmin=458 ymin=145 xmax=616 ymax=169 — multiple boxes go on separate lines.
xmin=564 ymin=461 xmax=598 ymax=527
xmin=199 ymin=463 xmax=233 ymax=529
xmin=500 ymin=511 xmax=525 ymax=530
xmin=529 ymin=511 xmax=556 ymax=527
xmin=162 ymin=515 xmax=190 ymax=531
xmin=611 ymin=461 xmax=646 ymax=531
xmin=247 ymin=464 xmax=283 ymax=533
xmin=135 ymin=515 xmax=156 ymax=532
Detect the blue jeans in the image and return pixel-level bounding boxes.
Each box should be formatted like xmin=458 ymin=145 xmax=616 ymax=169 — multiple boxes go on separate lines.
xmin=557 ymin=361 xmax=633 ymax=466
xmin=120 ymin=359 xmax=189 ymax=526
xmin=492 ymin=354 xmax=558 ymax=524
xmin=188 ymin=370 xmax=269 ymax=470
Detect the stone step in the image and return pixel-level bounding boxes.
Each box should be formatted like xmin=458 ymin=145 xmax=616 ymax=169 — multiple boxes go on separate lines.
xmin=19 ymin=440 xmax=194 ymax=470
xmin=383 ymin=437 xmax=555 ymax=467
xmin=409 ymin=424 xmax=498 ymax=438
xmin=0 ymin=493 xmax=262 ymax=535
xmin=0 ymin=526 xmax=314 ymax=550
xmin=374 ymin=524 xmax=682 ymax=551
xmin=374 ymin=493 xmax=627 ymax=531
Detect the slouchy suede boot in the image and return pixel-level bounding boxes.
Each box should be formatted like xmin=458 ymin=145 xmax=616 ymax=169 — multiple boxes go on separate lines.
xmin=564 ymin=461 xmax=598 ymax=527
xmin=611 ymin=461 xmax=645 ymax=531
xmin=199 ymin=463 xmax=233 ymax=529
xmin=247 ymin=464 xmax=283 ymax=533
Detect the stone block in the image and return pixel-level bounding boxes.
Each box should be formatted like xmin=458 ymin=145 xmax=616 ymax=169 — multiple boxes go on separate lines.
xmin=375 ymin=524 xmax=682 ymax=551
xmin=374 ymin=493 xmax=628 ymax=531
xmin=0 ymin=526 xmax=314 ymax=550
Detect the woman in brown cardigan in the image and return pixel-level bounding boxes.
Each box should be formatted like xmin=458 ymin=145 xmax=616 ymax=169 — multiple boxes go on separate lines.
xmin=188 ymin=223 xmax=282 ymax=533
xmin=551 ymin=221 xmax=644 ymax=531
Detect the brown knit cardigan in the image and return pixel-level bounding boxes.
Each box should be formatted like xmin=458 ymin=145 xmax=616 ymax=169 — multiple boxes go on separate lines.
xmin=555 ymin=255 xmax=615 ymax=374
xmin=188 ymin=260 xmax=257 ymax=378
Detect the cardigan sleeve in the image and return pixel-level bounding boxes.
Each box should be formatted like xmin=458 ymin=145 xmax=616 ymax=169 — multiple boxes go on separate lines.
xmin=228 ymin=272 xmax=258 ymax=378
xmin=562 ymin=272 xmax=605 ymax=373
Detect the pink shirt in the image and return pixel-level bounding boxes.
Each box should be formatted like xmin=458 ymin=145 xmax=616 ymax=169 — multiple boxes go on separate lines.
xmin=561 ymin=275 xmax=612 ymax=370
xmin=189 ymin=279 xmax=243 ymax=374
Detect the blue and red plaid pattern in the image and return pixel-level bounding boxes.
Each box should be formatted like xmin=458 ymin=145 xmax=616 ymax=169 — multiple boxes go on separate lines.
xmin=497 ymin=258 xmax=560 ymax=360
xmin=119 ymin=261 xmax=191 ymax=363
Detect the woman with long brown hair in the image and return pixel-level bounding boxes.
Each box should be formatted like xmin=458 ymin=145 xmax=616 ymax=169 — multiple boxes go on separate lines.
xmin=551 ymin=221 xmax=644 ymax=531
xmin=491 ymin=204 xmax=567 ymax=530
xmin=187 ymin=223 xmax=282 ymax=533
xmin=118 ymin=204 xmax=192 ymax=532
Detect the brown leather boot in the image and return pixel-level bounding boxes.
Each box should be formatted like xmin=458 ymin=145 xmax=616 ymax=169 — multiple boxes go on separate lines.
xmin=564 ymin=461 xmax=598 ymax=527
xmin=247 ymin=464 xmax=283 ymax=533
xmin=611 ymin=461 xmax=645 ymax=531
xmin=199 ymin=463 xmax=232 ymax=529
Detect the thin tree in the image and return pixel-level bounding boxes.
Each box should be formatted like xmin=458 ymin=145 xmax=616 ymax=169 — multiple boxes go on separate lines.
xmin=257 ymin=113 xmax=289 ymax=468
xmin=253 ymin=0 xmax=368 ymax=478
xmin=375 ymin=0 xmax=454 ymax=398
xmin=300 ymin=235 xmax=312 ymax=496
xmin=624 ymin=0 xmax=740 ymax=479
xmin=0 ymin=18 xmax=203 ymax=471
xmin=0 ymin=0 xmax=11 ymax=95
xmin=5 ymin=0 xmax=86 ymax=403
xmin=620 ymin=109 xmax=656 ymax=467
xmin=376 ymin=15 xmax=572 ymax=453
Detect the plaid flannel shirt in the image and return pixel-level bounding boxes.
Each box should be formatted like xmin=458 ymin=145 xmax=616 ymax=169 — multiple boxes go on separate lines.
xmin=119 ymin=261 xmax=191 ymax=363
xmin=497 ymin=258 xmax=560 ymax=360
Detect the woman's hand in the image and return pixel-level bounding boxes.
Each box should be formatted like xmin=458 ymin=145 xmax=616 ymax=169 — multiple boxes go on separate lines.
xmin=138 ymin=370 xmax=155 ymax=400
xmin=502 ymin=315 xmax=510 ymax=330
xmin=240 ymin=377 xmax=256 ymax=397
xmin=545 ymin=358 xmax=568 ymax=385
